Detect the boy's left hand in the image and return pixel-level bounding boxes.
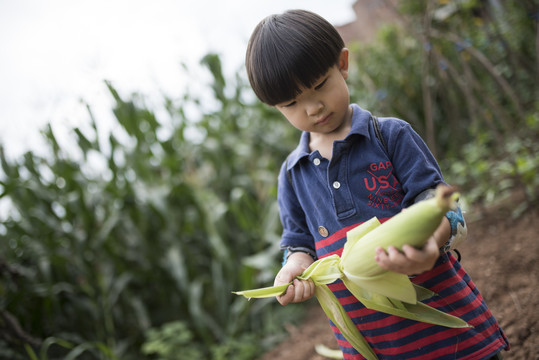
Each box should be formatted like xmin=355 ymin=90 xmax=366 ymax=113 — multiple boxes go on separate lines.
xmin=374 ymin=236 xmax=439 ymax=275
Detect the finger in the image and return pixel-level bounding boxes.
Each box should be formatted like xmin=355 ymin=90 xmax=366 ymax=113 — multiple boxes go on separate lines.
xmin=402 ymin=238 xmax=438 ymax=262
xmin=309 ymin=279 xmax=315 ymax=296
xmin=296 ymin=279 xmax=312 ymax=302
xmin=425 ymin=236 xmax=439 ymax=253
xmin=292 ymin=279 xmax=306 ymax=303
xmin=303 ymin=279 xmax=315 ymax=300
xmin=374 ymin=246 xmax=388 ymax=264
xmin=375 ymin=247 xmax=400 ymax=271
xmin=422 ymin=237 xmax=441 ymax=267
xmin=277 ymin=284 xmax=295 ymax=305
xmin=386 ymin=246 xmax=408 ymax=265
xmin=403 ymin=242 xmax=439 ymax=274
xmin=401 ymin=244 xmax=423 ymax=262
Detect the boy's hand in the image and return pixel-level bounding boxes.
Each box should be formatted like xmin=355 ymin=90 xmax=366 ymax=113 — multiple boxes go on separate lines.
xmin=374 ymin=236 xmax=440 ymax=275
xmin=375 ymin=213 xmax=451 ymax=275
xmin=274 ymin=252 xmax=315 ymax=305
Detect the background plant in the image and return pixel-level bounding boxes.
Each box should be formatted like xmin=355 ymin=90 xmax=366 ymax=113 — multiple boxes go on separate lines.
xmin=0 ymin=55 xmax=301 ymax=359
xmin=347 ymin=0 xmax=537 ymax=210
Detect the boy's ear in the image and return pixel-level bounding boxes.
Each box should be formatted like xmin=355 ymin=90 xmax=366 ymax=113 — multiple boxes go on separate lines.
xmin=339 ymin=48 xmax=350 ymax=79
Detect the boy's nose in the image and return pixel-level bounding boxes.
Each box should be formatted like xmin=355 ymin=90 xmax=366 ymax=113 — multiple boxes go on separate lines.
xmin=306 ymin=100 xmax=325 ymax=117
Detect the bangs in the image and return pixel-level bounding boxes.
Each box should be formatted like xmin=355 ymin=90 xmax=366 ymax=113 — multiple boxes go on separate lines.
xmin=246 ymin=10 xmax=344 ymax=106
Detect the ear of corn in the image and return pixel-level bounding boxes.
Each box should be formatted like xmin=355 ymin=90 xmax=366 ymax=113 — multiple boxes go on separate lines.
xmin=341 ymin=216 xmax=382 ymax=264
xmin=234 ymin=185 xmax=470 ymax=359
xmin=341 ymin=185 xmax=458 ymax=278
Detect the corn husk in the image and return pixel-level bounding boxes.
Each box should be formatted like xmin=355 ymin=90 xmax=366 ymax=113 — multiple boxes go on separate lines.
xmin=234 ymin=185 xmax=471 ymax=360
xmin=314 ymin=343 xmax=344 ymax=359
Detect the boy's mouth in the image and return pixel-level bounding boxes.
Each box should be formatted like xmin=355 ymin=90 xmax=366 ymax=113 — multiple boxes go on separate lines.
xmin=315 ymin=113 xmax=332 ymax=125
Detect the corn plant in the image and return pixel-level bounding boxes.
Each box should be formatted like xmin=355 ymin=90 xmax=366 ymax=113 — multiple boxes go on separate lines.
xmin=0 ymin=54 xmax=300 ymax=359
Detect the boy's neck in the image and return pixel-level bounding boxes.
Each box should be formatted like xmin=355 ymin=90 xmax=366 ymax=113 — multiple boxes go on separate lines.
xmin=309 ymin=105 xmax=353 ymax=160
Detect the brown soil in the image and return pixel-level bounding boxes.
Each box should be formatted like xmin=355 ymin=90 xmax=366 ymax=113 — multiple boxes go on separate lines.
xmin=258 ymin=204 xmax=538 ymax=360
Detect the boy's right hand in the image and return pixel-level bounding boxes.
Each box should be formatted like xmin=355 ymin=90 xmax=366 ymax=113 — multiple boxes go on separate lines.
xmin=274 ymin=252 xmax=315 ymax=306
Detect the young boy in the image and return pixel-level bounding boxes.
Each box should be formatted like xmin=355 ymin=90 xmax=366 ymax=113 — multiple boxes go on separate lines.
xmin=245 ymin=9 xmax=509 ymax=360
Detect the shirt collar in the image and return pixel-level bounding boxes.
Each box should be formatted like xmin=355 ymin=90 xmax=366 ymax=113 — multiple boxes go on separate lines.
xmin=286 ymin=104 xmax=373 ymax=170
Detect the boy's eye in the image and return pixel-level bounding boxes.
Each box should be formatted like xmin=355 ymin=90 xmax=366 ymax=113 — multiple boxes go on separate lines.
xmin=315 ymin=78 xmax=328 ymax=90
xmin=283 ymin=101 xmax=297 ymax=107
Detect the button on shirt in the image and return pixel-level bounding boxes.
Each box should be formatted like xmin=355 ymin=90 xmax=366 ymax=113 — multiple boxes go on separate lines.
xmin=277 ymin=104 xmax=444 ymax=257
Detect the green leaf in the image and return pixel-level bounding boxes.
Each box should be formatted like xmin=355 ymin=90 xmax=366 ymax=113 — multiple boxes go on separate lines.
xmin=314 ymin=344 xmax=343 ymax=359
xmin=315 ymin=285 xmax=379 ymax=360
xmin=342 ymin=217 xmax=381 ymax=263
xmin=297 ymin=254 xmax=341 ymax=285
xmin=343 ymin=270 xmax=417 ymax=304
xmin=343 ymin=279 xmax=470 ymax=329
xmin=233 ymin=283 xmax=290 ymax=299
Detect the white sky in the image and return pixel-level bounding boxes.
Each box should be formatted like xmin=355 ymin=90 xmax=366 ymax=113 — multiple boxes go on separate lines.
xmin=0 ymin=0 xmax=356 ymax=159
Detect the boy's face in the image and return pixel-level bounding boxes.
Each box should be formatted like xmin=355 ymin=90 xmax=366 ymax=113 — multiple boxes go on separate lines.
xmin=275 ymin=49 xmax=351 ymax=136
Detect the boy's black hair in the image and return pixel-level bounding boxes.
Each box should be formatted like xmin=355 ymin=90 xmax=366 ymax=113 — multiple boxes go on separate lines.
xmin=245 ymin=9 xmax=345 ymax=106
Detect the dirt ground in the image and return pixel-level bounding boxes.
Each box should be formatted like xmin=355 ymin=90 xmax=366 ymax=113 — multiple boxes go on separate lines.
xmin=258 ymin=202 xmax=538 ymax=360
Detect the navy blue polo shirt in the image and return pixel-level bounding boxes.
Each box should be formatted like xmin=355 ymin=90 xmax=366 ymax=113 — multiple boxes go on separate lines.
xmin=277 ymin=104 xmax=445 ymax=256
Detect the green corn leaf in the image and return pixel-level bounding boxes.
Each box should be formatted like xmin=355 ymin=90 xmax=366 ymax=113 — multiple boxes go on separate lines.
xmin=343 ymin=278 xmax=471 ymax=329
xmin=233 ymin=283 xmax=290 ymax=299
xmin=413 ymin=284 xmax=436 ymax=301
xmin=315 ymin=285 xmax=379 ymax=360
xmin=297 ymin=254 xmax=341 ymax=285
xmin=399 ymin=301 xmax=472 ymax=328
xmin=234 ymin=255 xmax=342 ymax=299
xmin=341 ymin=217 xmax=381 ymax=264
xmin=343 ymin=270 xmax=417 ymax=304
xmin=314 ymin=344 xmax=343 ymax=359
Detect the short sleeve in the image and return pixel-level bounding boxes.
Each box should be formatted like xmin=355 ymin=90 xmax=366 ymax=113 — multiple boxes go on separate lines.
xmin=277 ymin=160 xmax=316 ymax=252
xmin=383 ymin=120 xmax=445 ymax=207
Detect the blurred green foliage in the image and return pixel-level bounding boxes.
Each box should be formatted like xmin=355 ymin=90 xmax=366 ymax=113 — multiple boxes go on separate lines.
xmin=347 ymin=0 xmax=538 ymax=209
xmin=0 ymin=1 xmax=537 ymax=359
xmin=0 ymin=54 xmax=300 ymax=359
